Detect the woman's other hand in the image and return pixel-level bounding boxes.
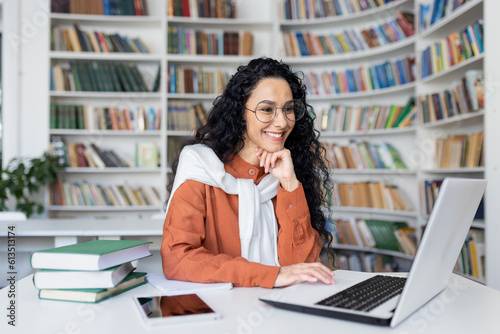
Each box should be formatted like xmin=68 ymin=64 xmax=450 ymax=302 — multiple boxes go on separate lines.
xmin=274 ymin=262 xmax=335 ymax=288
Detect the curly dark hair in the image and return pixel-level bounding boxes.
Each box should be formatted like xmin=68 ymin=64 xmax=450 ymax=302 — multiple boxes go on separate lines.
xmin=167 ymin=57 xmax=333 ymax=257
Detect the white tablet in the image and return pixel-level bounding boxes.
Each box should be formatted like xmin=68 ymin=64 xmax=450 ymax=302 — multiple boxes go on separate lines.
xmin=133 ymin=294 xmax=222 ymax=326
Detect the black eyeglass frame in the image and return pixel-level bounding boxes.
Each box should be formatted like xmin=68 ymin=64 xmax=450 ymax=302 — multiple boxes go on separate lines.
xmin=244 ymin=99 xmax=306 ymax=123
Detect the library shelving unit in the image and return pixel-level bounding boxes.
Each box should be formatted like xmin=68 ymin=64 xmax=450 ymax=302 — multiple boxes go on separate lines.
xmin=47 ymin=1 xmax=167 ymax=219
xmin=278 ymin=0 xmax=420 ymax=272
xmin=165 ymin=0 xmax=277 ymax=168
xmin=32 ymin=0 xmax=499 ymax=288
xmin=415 ymin=0 xmax=485 ymax=283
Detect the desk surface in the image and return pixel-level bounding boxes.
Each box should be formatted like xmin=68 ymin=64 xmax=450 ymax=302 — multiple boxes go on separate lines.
xmin=1 ymin=273 xmax=500 ymax=333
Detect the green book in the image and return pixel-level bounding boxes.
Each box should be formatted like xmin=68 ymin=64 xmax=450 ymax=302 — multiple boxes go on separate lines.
xmin=30 ymin=240 xmax=152 ymax=271
xmin=38 ymin=272 xmax=147 ymax=303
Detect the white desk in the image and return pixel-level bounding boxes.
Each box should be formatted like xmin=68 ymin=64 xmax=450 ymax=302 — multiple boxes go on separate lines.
xmin=1 ymin=273 xmax=500 ymax=333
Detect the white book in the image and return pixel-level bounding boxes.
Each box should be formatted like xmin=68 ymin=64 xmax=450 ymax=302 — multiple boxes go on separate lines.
xmin=33 ymin=262 xmax=136 ymax=289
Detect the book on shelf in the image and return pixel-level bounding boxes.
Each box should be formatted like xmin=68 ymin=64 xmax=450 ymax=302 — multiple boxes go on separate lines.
xmin=50 ymin=61 xmax=160 ymax=93
xmin=333 ymin=181 xmax=413 ymax=211
xmin=51 ymin=24 xmax=151 ymax=54
xmin=420 ymin=0 xmax=474 ymax=31
xmin=50 ymin=104 xmax=89 ymax=130
xmin=51 ymin=0 xmax=149 ymax=16
xmin=329 ymin=218 xmax=418 ymax=256
xmin=38 ymin=271 xmax=148 ymax=303
xmin=455 ymin=229 xmax=485 ymax=281
xmin=281 ymin=0 xmax=400 ymax=20
xmin=50 ymin=138 xmax=133 ymax=168
xmin=420 ymin=70 xmax=484 ymax=123
xmin=420 ymin=19 xmax=483 ymax=79
xmin=167 ymin=101 xmax=207 ymax=131
xmin=281 ymin=11 xmax=414 ymax=56
xmin=49 ymin=180 xmax=162 ymax=207
xmin=434 ymin=132 xmax=484 ymax=169
xmin=319 ymin=97 xmax=416 ymax=132
xmin=92 ymin=106 xmax=161 ymax=131
xmin=33 ymin=262 xmax=136 ymax=289
xmin=322 ymin=141 xmax=407 ymax=170
xmin=167 ymin=26 xmax=253 ymax=56
xmin=168 ymin=0 xmax=237 ymax=18
xmin=421 ymin=179 xmax=484 ymax=218
xmin=136 ymin=142 xmax=159 ymax=168
xmin=167 ymin=64 xmax=230 ymax=94
xmin=31 ymin=239 xmax=152 ymax=271
xmin=303 ymin=55 xmax=415 ymax=96
xmin=327 ymin=252 xmax=397 ymax=273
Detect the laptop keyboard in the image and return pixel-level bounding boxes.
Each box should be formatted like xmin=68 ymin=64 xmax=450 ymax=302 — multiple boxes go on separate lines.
xmin=316 ymin=275 xmax=406 ymax=312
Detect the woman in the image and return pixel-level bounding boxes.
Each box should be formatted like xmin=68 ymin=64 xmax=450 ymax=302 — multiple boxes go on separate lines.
xmin=161 ymin=57 xmax=334 ymax=288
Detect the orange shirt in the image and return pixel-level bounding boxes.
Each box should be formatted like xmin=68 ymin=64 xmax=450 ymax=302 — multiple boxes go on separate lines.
xmin=161 ymin=153 xmax=322 ymax=288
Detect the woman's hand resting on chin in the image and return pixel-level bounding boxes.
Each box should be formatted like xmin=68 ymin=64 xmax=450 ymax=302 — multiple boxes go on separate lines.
xmin=255 ymin=147 xmax=300 ymax=192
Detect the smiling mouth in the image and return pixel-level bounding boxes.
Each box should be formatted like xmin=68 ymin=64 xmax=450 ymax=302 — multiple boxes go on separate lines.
xmin=265 ymin=132 xmax=284 ymax=138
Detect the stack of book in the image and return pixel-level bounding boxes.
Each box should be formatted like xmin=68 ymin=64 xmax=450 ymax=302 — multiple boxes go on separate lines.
xmin=31 ymin=240 xmax=152 ymax=303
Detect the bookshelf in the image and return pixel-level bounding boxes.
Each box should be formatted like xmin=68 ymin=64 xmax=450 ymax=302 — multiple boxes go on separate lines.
xmin=415 ymin=0 xmax=486 ymax=284
xmin=5 ymin=0 xmax=496 ymax=287
xmin=278 ymin=0 xmax=420 ymax=272
xmin=47 ymin=0 xmax=167 ymax=218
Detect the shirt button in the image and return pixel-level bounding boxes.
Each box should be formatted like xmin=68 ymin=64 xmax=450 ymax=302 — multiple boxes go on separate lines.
xmin=289 ymin=204 xmax=294 ymax=209
xmin=248 ymin=169 xmax=256 ymax=176
xmin=254 ymin=282 xmax=260 ymax=287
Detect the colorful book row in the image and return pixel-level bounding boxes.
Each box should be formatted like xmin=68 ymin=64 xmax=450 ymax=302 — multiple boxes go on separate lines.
xmin=50 ymin=136 xmax=159 ymax=168
xmin=434 ymin=132 xmax=484 ymax=169
xmin=167 ymin=101 xmax=208 ymax=131
xmin=456 ymin=229 xmax=485 ymax=281
xmin=420 ymin=20 xmax=483 ymax=78
xmin=50 ymin=62 xmax=161 ymax=92
xmin=60 ymin=142 xmax=134 ymax=168
xmin=168 ymin=0 xmax=237 ymax=18
xmin=319 ymin=97 xmax=416 ymax=132
xmin=51 ymin=0 xmax=149 ymax=16
xmin=303 ymin=56 xmax=415 ymax=96
xmin=332 ymin=181 xmax=413 ymax=211
xmin=51 ymin=24 xmax=150 ymax=53
xmin=420 ymin=179 xmax=484 ymax=217
xmin=167 ymin=64 xmax=230 ymax=94
xmin=282 ymin=11 xmax=414 ymax=56
xmin=329 ymin=218 xmax=418 ymax=255
xmin=50 ymin=104 xmax=161 ymax=132
xmin=282 ymin=0 xmax=399 ymax=20
xmin=326 ymin=252 xmax=397 ymax=272
xmin=49 ymin=180 xmax=162 ymax=207
xmin=419 ymin=0 xmax=473 ymax=30
xmin=322 ymin=141 xmax=407 ymax=170
xmin=167 ymin=26 xmax=253 ymax=56
xmin=420 ymin=70 xmax=483 ymax=123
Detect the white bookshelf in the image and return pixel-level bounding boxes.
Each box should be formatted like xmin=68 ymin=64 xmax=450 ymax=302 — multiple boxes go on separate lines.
xmin=415 ymin=0 xmax=486 ymax=284
xmin=4 ymin=0 xmax=495 ymax=287
xmin=278 ymin=0 xmax=420 ymax=269
xmin=47 ymin=0 xmax=167 ymax=218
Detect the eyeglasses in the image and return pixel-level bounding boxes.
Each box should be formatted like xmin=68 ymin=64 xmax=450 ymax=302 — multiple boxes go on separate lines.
xmin=245 ymin=99 xmax=306 ymax=123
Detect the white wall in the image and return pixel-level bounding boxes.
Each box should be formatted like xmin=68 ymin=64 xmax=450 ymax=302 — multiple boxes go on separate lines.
xmin=2 ymin=0 xmax=49 ymax=166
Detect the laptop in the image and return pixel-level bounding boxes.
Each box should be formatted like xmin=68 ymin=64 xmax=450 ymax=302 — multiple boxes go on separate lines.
xmin=260 ymin=178 xmax=486 ymax=327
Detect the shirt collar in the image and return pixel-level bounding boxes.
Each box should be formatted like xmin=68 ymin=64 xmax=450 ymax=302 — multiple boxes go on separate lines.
xmin=224 ymin=152 xmax=267 ymax=183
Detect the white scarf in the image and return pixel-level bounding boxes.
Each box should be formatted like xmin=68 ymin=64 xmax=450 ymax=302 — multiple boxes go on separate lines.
xmin=165 ymin=144 xmax=281 ymax=266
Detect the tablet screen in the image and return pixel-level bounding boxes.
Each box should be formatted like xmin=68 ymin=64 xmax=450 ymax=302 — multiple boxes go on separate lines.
xmin=136 ymin=294 xmax=219 ymax=324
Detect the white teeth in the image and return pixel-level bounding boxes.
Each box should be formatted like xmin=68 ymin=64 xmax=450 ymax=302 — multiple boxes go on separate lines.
xmin=265 ymin=132 xmax=283 ymax=138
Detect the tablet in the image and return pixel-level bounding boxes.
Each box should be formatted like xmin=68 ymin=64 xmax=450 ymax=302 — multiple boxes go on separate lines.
xmin=133 ymin=294 xmax=222 ymax=326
